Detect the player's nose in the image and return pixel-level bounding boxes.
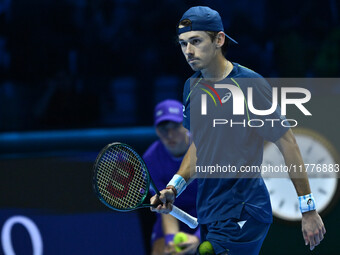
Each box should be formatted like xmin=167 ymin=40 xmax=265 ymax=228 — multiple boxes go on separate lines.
xmin=185 ymin=43 xmax=194 ymax=55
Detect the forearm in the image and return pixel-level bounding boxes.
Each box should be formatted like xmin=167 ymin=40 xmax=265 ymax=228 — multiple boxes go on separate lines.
xmin=161 ymin=214 xmax=180 ymax=235
xmin=285 ymin=145 xmax=311 ymax=196
xmin=166 ymin=143 xmax=196 ymax=197
xmin=275 ymin=129 xmax=311 ymax=196
xmin=176 ymin=142 xmax=197 ymax=183
xmin=276 ymin=130 xmax=326 ymax=250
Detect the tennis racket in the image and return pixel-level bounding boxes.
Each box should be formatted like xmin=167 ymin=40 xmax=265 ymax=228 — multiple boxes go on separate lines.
xmin=93 ymin=142 xmax=198 ymax=229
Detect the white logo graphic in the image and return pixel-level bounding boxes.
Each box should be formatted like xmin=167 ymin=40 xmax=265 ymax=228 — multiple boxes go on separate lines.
xmin=182 ymin=105 xmax=187 ymax=118
xmin=156 ymin=110 xmax=163 ymax=116
xmin=1 ymin=216 xmax=43 ymax=255
xmin=169 ymin=107 xmax=180 ymax=114
xmin=237 ymin=220 xmax=247 ymax=229
xmin=221 ymin=92 xmax=232 ymax=103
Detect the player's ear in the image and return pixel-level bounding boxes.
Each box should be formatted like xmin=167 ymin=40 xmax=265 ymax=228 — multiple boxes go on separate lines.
xmin=216 ymin=32 xmax=226 ymax=49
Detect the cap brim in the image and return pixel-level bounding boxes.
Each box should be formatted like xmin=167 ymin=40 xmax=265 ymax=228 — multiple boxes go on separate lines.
xmin=155 ymin=115 xmax=183 ymax=126
xmin=225 ymin=33 xmax=238 ymax=44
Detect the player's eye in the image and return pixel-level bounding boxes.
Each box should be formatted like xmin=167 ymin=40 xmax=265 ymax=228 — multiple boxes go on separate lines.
xmin=192 ymin=39 xmax=200 ymax=45
xmin=179 ymin=41 xmax=187 ymax=47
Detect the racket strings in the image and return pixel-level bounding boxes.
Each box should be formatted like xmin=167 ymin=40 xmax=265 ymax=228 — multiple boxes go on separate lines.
xmin=98 ymin=150 xmax=139 ymax=208
xmin=96 ymin=145 xmax=148 ymax=210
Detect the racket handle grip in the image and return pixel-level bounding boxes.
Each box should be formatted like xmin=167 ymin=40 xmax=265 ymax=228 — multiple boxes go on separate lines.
xmin=170 ymin=205 xmax=198 ymax=229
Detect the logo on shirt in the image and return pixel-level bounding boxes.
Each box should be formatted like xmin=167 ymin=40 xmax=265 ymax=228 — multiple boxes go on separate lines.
xmin=183 ymin=105 xmax=187 ymax=118
xmin=199 ymin=82 xmax=223 ymax=113
xmin=221 ymin=92 xmax=232 ymax=103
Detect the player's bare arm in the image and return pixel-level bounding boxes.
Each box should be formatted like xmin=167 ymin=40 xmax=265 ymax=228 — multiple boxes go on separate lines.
xmin=162 ymin=214 xmax=180 ymax=235
xmin=159 ymin=214 xmax=179 ymax=254
xmin=275 ymin=128 xmax=326 ymax=250
xmin=176 ymin=142 xmax=197 ymax=183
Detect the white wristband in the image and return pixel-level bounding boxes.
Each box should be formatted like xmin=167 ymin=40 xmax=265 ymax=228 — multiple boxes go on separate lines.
xmin=167 ymin=174 xmax=187 ymax=197
xmin=299 ymin=193 xmax=316 ymax=214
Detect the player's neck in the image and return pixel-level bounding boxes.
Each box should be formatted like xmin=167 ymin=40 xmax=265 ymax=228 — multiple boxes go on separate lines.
xmin=201 ymin=56 xmax=232 ymax=82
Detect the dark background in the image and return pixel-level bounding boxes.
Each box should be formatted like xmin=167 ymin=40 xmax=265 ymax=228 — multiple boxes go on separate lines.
xmin=0 ymin=0 xmax=339 ymax=131
xmin=0 ymin=0 xmax=340 ymax=254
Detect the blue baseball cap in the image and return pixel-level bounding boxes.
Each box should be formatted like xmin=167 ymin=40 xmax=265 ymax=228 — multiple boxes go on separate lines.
xmin=154 ymin=99 xmax=183 ymax=126
xmin=177 ymin=6 xmax=238 ymax=44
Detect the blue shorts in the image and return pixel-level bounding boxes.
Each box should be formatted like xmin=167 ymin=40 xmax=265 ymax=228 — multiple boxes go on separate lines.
xmin=199 ymin=210 xmax=270 ymax=255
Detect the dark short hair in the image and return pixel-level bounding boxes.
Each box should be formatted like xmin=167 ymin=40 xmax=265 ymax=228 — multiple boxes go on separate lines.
xmin=178 ymin=19 xmax=230 ymax=55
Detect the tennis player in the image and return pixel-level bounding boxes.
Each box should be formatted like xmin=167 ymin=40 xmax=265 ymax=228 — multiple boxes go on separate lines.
xmin=144 ymin=99 xmax=200 ymax=255
xmin=151 ymin=6 xmax=326 ymax=255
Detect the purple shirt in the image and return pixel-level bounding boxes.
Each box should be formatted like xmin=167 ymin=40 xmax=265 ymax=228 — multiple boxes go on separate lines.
xmin=143 ymin=140 xmax=197 ymax=217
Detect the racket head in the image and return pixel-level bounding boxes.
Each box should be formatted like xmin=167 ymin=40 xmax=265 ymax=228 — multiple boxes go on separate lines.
xmin=93 ymin=142 xmax=150 ymax=211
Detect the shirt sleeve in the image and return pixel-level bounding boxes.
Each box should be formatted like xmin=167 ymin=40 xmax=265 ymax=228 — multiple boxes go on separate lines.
xmin=182 ymin=79 xmax=191 ymax=130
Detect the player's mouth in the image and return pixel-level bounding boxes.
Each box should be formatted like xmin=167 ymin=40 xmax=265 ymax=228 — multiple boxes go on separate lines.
xmin=188 ymin=58 xmax=198 ymax=63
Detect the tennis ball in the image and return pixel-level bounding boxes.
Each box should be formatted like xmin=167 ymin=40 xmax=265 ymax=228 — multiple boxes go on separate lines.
xmin=173 ymin=232 xmax=188 ymax=252
xmin=198 ymin=241 xmax=215 ymax=255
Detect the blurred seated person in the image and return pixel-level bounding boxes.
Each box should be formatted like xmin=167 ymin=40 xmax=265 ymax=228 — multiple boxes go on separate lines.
xmin=143 ymin=99 xmax=199 ymax=255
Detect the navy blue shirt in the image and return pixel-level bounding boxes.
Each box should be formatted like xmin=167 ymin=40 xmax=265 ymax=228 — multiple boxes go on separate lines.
xmin=182 ymin=63 xmax=289 ymax=224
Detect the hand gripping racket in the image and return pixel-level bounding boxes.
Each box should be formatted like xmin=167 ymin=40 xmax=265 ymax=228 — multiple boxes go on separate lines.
xmin=93 ymin=142 xmax=198 ymax=229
